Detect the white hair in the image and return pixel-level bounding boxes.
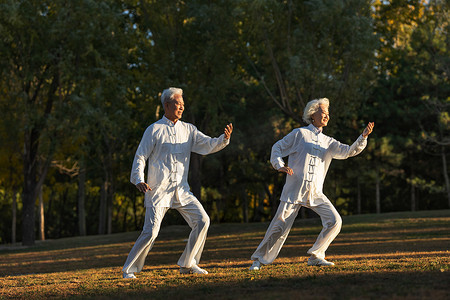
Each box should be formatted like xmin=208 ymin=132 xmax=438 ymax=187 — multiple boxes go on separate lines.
xmin=161 ymin=87 xmax=183 ymax=106
xmin=302 ymin=98 xmax=330 ymax=124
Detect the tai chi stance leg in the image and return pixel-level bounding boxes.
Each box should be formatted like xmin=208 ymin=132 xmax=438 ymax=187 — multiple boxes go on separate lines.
xmin=250 ymin=202 xmax=301 ymax=270
xmin=123 ymin=206 xmax=168 ymax=278
xmin=306 ymin=201 xmax=342 ymax=266
xmin=250 ymin=200 xmax=342 ymax=270
xmin=174 ymin=197 xmax=210 ymax=274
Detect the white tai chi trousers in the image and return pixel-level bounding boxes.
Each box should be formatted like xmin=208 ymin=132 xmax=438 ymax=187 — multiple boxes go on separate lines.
xmin=122 ymin=193 xmax=210 ymax=274
xmin=251 ymin=200 xmax=342 ymax=265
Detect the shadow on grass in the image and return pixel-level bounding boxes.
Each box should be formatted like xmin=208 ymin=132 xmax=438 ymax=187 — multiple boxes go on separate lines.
xmin=83 ymin=270 xmax=450 ymax=300
xmin=0 ymin=210 xmax=449 ymax=279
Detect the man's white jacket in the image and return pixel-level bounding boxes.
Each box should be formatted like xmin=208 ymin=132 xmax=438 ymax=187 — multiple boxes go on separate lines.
xmin=131 ymin=116 xmax=229 ymax=207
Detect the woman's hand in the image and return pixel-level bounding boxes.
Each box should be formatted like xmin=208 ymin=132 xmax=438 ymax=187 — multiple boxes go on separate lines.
xmin=224 ymin=123 xmax=233 ymax=139
xmin=278 ymin=166 xmax=294 ymax=176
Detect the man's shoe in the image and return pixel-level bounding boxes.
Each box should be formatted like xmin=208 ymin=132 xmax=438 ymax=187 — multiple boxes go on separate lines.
xmin=192 ymin=265 xmax=208 ymax=274
xmin=249 ymin=260 xmax=261 ymax=271
xmin=180 ymin=265 xmax=208 ymax=274
xmin=123 ymin=272 xmax=137 ymax=279
xmin=307 ymin=256 xmax=335 ymax=266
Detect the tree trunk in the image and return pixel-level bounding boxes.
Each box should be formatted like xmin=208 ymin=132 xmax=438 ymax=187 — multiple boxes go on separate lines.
xmin=242 ymin=188 xmax=248 ymax=223
xmin=441 ymin=147 xmax=450 ymax=208
xmin=57 ymin=188 xmax=68 ymax=238
xmin=122 ymin=198 xmax=128 ymax=232
xmin=252 ymin=192 xmax=258 ymax=221
xmin=11 ymin=189 xmax=17 ymax=244
xmin=259 ymin=184 xmax=270 ymax=222
xmin=376 ymin=172 xmax=381 ymax=214
xmin=21 ymin=73 xmax=57 ymax=245
xmin=410 ymin=180 xmax=416 ymax=212
xmin=9 ymin=155 xmax=18 ymax=244
xmin=107 ymin=202 xmax=113 ymax=234
xmin=46 ymin=189 xmax=54 ymax=218
xmin=357 ymin=177 xmax=362 ymax=214
xmin=107 ymin=180 xmax=114 ymax=235
xmin=22 ymin=130 xmax=39 ymax=246
xmin=77 ymin=163 xmax=86 ymax=236
xmin=98 ymin=179 xmax=108 ymax=235
xmin=132 ymin=194 xmax=138 ymax=230
xmin=38 ymin=185 xmax=45 ymax=241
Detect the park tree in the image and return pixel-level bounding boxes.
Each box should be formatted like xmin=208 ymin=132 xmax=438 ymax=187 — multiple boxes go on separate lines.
xmin=121 ymin=0 xmax=252 ymax=224
xmin=369 ymin=0 xmax=449 ymax=211
xmin=1 ymin=0 xmax=449 ymax=245
xmin=0 ymin=88 xmax=22 ymax=243
xmin=235 ymin=0 xmax=378 ymax=126
xmin=410 ymin=1 xmax=450 ymax=208
xmin=229 ymin=0 xmax=379 ymax=216
xmin=0 ymin=0 xmax=134 ymax=245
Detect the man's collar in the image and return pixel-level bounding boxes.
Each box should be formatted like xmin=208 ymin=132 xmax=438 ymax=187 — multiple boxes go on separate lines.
xmin=307 ymin=123 xmax=323 ymax=134
xmin=162 ymin=115 xmax=178 ymax=126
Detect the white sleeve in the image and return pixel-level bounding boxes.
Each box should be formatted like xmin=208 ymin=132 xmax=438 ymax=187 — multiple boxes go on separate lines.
xmin=331 ymin=135 xmax=367 ymax=160
xmin=130 ymin=127 xmax=155 ymax=185
xmin=270 ymin=129 xmax=300 ymax=170
xmin=191 ymin=126 xmax=229 ymax=155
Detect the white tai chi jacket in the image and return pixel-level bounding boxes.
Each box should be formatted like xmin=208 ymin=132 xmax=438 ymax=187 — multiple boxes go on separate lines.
xmin=271 ymin=124 xmax=367 ymax=206
xmin=130 ymin=116 xmax=229 ymax=207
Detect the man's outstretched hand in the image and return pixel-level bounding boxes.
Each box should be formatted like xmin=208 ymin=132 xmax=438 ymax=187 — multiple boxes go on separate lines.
xmin=362 ymin=122 xmax=374 ymax=138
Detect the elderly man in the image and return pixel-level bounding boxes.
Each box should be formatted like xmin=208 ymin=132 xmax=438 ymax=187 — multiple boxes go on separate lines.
xmin=249 ymin=98 xmax=374 ymax=270
xmin=123 ymin=87 xmax=233 ymax=279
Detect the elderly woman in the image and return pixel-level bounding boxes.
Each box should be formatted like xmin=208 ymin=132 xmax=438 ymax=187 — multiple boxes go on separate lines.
xmin=250 ymin=98 xmax=374 ymax=270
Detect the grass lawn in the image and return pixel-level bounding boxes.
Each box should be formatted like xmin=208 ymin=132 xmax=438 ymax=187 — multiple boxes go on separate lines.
xmin=0 ymin=210 xmax=449 ymax=299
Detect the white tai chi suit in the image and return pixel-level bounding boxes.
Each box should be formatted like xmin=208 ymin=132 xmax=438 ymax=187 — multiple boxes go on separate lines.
xmin=123 ymin=116 xmax=229 ymax=274
xmin=251 ymin=124 xmax=367 ymax=264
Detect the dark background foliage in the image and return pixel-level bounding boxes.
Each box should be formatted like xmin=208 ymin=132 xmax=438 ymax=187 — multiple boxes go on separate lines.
xmin=0 ymin=0 xmax=448 ymax=245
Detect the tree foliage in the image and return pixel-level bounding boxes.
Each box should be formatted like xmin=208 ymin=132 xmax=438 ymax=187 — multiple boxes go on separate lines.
xmin=0 ymin=0 xmax=448 ymax=244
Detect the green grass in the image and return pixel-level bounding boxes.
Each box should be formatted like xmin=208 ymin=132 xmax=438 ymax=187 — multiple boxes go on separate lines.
xmin=0 ymin=210 xmax=449 ymax=299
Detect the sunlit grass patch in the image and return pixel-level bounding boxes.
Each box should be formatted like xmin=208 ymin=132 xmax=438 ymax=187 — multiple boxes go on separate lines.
xmin=0 ymin=210 xmax=449 ymax=299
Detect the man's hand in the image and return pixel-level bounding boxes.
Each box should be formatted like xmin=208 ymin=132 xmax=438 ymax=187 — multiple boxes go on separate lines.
xmin=362 ymin=122 xmax=375 ymax=138
xmin=136 ymin=182 xmax=151 ymax=193
xmin=278 ymin=166 xmax=294 ymax=176
xmin=224 ymin=123 xmax=233 ymax=139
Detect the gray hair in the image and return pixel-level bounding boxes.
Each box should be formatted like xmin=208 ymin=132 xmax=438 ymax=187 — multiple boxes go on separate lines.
xmin=302 ymin=98 xmax=330 ymax=124
xmin=161 ymin=87 xmax=183 ymax=106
